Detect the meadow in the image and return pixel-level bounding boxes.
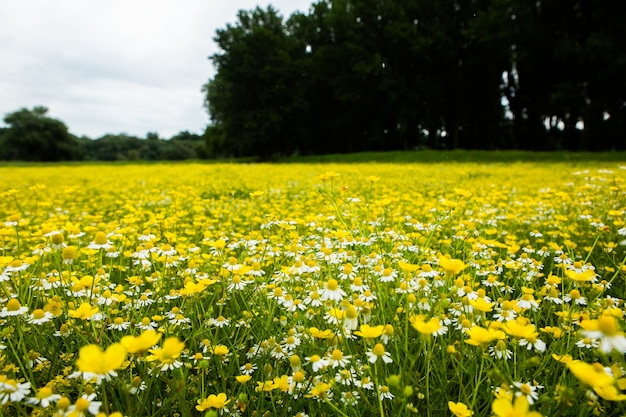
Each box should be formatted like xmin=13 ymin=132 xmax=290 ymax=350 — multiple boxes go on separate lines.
xmin=0 ymin=160 xmax=624 ymax=416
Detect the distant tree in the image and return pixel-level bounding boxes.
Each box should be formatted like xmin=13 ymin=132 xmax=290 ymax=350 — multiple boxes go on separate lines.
xmin=81 ymin=134 xmax=144 ymax=161
xmin=204 ymin=6 xmax=307 ymax=159
xmin=1 ymin=106 xmax=80 ymax=161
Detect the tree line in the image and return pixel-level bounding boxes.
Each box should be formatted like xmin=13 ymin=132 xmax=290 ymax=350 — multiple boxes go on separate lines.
xmin=204 ymin=0 xmax=626 ymax=158
xmin=0 ymin=107 xmax=208 ymax=162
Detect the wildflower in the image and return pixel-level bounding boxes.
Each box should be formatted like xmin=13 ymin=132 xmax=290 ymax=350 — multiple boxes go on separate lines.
xmin=107 ymin=317 xmax=130 ymax=331
xmin=565 ymin=268 xmax=597 ymax=283
xmin=379 ymin=384 xmax=394 ymax=400
xmin=240 ymin=362 xmax=257 ymax=375
xmin=305 ymin=381 xmax=333 ymax=401
xmin=68 ymin=303 xmax=100 ymax=321
xmin=469 ymin=297 xmax=495 ymax=313
xmin=439 ymin=255 xmax=467 ymax=275
xmin=580 ymin=315 xmax=626 ymax=353
xmin=305 ymin=354 xmax=329 ymax=372
xmin=366 ymin=343 xmax=393 ymax=364
xmin=0 ymin=375 xmax=31 ymax=404
xmin=4 ymin=259 xmax=30 ymax=273
xmin=88 ymin=232 xmax=113 ymax=250
xmin=120 ymin=329 xmax=162 ymax=355
xmin=211 ymin=344 xmax=230 ymax=359
xmin=410 ymin=315 xmax=448 ymax=337
xmin=503 ymin=319 xmax=546 ymax=352
xmin=448 ymin=401 xmax=474 ymax=417
xmin=492 ymin=395 xmax=543 ymax=417
xmin=328 ymin=348 xmax=351 ymax=368
xmin=61 ymin=246 xmax=78 ymax=265
xmin=147 ymin=337 xmax=185 ymax=371
xmin=235 ymin=375 xmax=252 ymax=384
xmin=0 ymin=298 xmax=29 ymax=317
xmin=196 ymin=393 xmax=230 ymax=411
xmin=74 ymin=343 xmax=127 ymax=384
xmin=512 ymin=381 xmax=543 ymax=405
xmin=319 ymin=278 xmax=346 ymax=301
xmin=489 ymin=339 xmax=513 ymax=360
xmin=381 ymin=324 xmax=395 ymax=343
xmin=26 ymin=385 xmax=61 ymax=408
xmin=135 ymin=316 xmax=158 ymax=330
xmin=67 ymin=393 xmax=102 ymax=416
xmin=464 ymin=326 xmax=505 ymax=349
xmin=566 ymin=360 xmax=626 ymax=401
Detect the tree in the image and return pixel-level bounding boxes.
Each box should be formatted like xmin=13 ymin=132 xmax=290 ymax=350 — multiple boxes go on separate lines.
xmin=1 ymin=106 xmax=80 ymax=161
xmin=204 ymin=6 xmax=310 ymax=159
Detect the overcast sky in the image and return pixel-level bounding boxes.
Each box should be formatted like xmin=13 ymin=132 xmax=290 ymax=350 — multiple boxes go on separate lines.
xmin=0 ymin=0 xmax=313 ymax=139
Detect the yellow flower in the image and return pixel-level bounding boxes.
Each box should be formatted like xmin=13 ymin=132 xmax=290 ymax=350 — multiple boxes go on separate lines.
xmin=147 ymin=337 xmax=185 ymax=371
xmin=69 ymin=303 xmax=99 ymax=320
xmin=75 ymin=343 xmax=126 ymax=383
xmin=564 ymin=268 xmax=596 ymax=282
xmin=492 ymin=396 xmax=543 ymax=417
xmin=448 ymin=401 xmax=473 ymax=417
xmin=235 ymin=375 xmax=252 ymax=384
xmin=566 ymin=360 xmax=626 ymax=401
xmin=196 ymin=393 xmax=230 ymax=411
xmin=469 ymin=298 xmax=495 ymax=313
xmin=309 ymin=327 xmax=334 ymax=339
xmin=211 ymin=344 xmax=229 ymax=356
xmin=353 ymin=324 xmax=384 ymax=339
xmin=397 ymin=260 xmax=420 ymax=272
xmin=464 ymin=326 xmax=505 ymax=349
xmin=120 ymin=329 xmax=162 ymax=355
xmin=502 ymin=319 xmax=538 ymax=340
xmin=438 ymin=256 xmax=467 ymax=275
xmin=410 ymin=315 xmax=447 ymax=336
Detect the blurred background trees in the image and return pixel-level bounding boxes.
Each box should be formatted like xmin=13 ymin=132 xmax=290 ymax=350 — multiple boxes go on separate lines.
xmin=204 ymin=0 xmax=626 ymax=157
xmin=2 ymin=0 xmax=624 ymax=161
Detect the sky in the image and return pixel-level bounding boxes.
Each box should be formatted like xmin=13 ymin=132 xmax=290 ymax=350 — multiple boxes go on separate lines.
xmin=0 ymin=0 xmax=314 ymax=139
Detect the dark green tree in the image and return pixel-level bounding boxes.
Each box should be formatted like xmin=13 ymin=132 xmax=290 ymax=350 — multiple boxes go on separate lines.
xmin=204 ymin=6 xmax=307 ymax=159
xmin=1 ymin=106 xmax=80 ymax=161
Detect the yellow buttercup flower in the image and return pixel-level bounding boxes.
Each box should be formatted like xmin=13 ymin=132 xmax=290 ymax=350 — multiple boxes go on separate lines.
xmin=196 ymin=393 xmax=230 ymax=411
xmin=438 ymin=256 xmax=467 ymax=275
xmin=75 ymin=343 xmax=126 ymax=383
xmin=120 ymin=329 xmax=162 ymax=355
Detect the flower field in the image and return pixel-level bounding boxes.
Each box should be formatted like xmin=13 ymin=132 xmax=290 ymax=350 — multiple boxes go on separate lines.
xmin=0 ymin=162 xmax=625 ymax=417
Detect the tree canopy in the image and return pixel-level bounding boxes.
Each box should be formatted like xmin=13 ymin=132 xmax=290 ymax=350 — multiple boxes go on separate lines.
xmin=1 ymin=106 xmax=81 ymax=161
xmin=204 ymin=0 xmax=626 ymax=157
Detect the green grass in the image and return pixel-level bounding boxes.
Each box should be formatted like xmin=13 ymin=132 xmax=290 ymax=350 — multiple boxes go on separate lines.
xmin=279 ymin=150 xmax=626 ymax=163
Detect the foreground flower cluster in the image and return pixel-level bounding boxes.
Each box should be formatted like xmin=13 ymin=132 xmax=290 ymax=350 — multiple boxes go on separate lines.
xmin=0 ymin=162 xmax=625 ymax=416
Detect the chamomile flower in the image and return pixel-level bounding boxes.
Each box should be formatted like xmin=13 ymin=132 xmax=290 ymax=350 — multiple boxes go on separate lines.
xmin=366 ymin=343 xmax=393 ymax=364
xmin=319 ymin=278 xmax=346 ymax=302
xmin=512 ymin=381 xmax=543 ymax=405
xmin=0 ymin=298 xmax=28 ymax=317
xmin=27 ymin=308 xmax=54 ymax=325
xmin=0 ymin=376 xmax=31 ymax=404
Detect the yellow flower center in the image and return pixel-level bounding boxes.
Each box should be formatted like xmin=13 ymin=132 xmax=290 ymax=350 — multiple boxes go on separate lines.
xmin=373 ymin=343 xmax=386 ymax=356
xmin=37 ymin=386 xmax=53 ymax=399
xmin=75 ymin=397 xmax=90 ymax=412
xmin=326 ymin=279 xmax=339 ymax=291
xmin=598 ymin=316 xmax=619 ymax=336
xmin=32 ymin=309 xmax=45 ymax=320
xmin=94 ymin=232 xmax=108 ymax=245
xmin=6 ymin=299 xmax=21 ymax=311
xmin=9 ymin=259 xmax=23 ymax=268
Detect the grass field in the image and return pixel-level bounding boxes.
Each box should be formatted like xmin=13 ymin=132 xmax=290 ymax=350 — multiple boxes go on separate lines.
xmin=0 ymin=157 xmax=625 ymax=416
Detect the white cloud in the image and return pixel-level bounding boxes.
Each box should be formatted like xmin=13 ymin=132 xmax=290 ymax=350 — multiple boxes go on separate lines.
xmin=0 ymin=0 xmax=313 ymax=138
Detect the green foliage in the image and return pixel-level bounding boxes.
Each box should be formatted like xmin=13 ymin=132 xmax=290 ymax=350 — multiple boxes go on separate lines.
xmin=1 ymin=106 xmax=81 ymax=161
xmin=204 ymin=0 xmax=626 ymax=157
xmin=81 ymin=132 xmax=207 ymax=161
